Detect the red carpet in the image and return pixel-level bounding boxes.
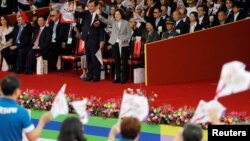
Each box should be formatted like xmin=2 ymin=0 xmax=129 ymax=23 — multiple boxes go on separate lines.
xmin=0 ymin=71 xmax=249 ymax=115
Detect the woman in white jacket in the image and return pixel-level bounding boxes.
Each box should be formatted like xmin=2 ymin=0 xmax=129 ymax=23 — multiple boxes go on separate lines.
xmin=97 ymin=8 xmax=132 ymax=83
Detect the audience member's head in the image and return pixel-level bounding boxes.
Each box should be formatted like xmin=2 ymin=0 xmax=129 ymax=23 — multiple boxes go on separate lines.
xmin=116 ymin=0 xmax=123 ymax=5
xmin=197 ymin=6 xmax=206 ymax=18
xmin=187 ymin=0 xmax=196 ymax=7
xmin=77 ymin=3 xmax=84 ymax=12
xmin=37 ymin=16 xmax=46 ymax=27
xmin=147 ymin=0 xmax=155 ymax=7
xmin=183 ymin=124 xmax=203 ymax=141
xmin=114 ymin=9 xmax=125 ymax=21
xmin=17 ymin=16 xmax=26 ymax=26
xmin=165 ymin=17 xmax=175 ymax=31
xmin=135 ymin=7 xmax=143 ymax=17
xmin=225 ymin=0 xmax=233 ymax=10
xmin=88 ymin=0 xmax=97 ymax=13
xmin=218 ymin=10 xmax=227 ymax=22
xmin=190 ymin=11 xmax=198 ymax=23
xmin=1 ymin=75 xmax=21 ymax=97
xmin=161 ymin=5 xmax=168 ymax=17
xmin=153 ymin=8 xmax=162 ymax=19
xmin=129 ymin=17 xmax=137 ymax=29
xmin=121 ymin=117 xmax=141 ymax=140
xmin=179 ymin=7 xmax=187 ymax=19
xmin=172 ymin=10 xmax=181 ymax=21
xmin=233 ymin=2 xmax=241 ymax=14
xmin=0 ymin=15 xmax=11 ymax=27
xmin=50 ymin=10 xmax=60 ymax=22
xmin=110 ymin=5 xmax=116 ymax=16
xmin=146 ymin=20 xmax=156 ymax=32
xmin=58 ymin=117 xmax=86 ymax=141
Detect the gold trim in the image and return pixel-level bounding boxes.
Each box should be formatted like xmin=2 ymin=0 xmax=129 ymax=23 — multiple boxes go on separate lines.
xmin=145 ymin=44 xmax=148 ymax=86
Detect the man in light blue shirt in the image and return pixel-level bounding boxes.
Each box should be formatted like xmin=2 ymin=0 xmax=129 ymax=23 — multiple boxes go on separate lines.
xmin=0 ymin=75 xmax=51 ymax=141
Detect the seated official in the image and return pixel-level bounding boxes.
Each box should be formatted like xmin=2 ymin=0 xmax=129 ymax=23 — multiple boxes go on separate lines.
xmin=161 ymin=17 xmax=179 ymax=39
xmin=25 ymin=16 xmax=52 ymax=75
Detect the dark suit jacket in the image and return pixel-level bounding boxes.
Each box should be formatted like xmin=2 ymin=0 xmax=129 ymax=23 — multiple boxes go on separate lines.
xmin=12 ymin=24 xmax=32 ymax=49
xmin=48 ymin=21 xmax=65 ymax=44
xmin=75 ymin=11 xmax=105 ymax=50
xmin=31 ymin=26 xmax=52 ymax=55
xmin=145 ymin=4 xmax=160 ymax=21
xmin=194 ymin=24 xmax=202 ymax=32
xmin=154 ymin=18 xmax=166 ymax=34
xmin=0 ymin=0 xmax=18 ymax=15
xmin=198 ymin=16 xmax=210 ymax=29
xmin=175 ymin=20 xmax=189 ymax=34
xmin=183 ymin=17 xmax=191 ymax=25
xmin=146 ymin=30 xmax=160 ymax=43
xmin=229 ymin=12 xmax=246 ymax=22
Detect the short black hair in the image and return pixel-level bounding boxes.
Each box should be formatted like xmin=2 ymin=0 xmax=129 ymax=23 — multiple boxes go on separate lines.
xmin=88 ymin=0 xmax=98 ymax=6
xmin=1 ymin=75 xmax=20 ymax=96
xmin=183 ymin=124 xmax=203 ymax=141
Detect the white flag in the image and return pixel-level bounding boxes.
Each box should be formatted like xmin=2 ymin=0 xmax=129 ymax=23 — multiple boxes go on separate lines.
xmin=95 ymin=48 xmax=103 ymax=66
xmin=72 ymin=99 xmax=89 ymax=124
xmin=51 ymin=84 xmax=69 ymax=118
xmin=177 ymin=0 xmax=185 ymax=9
xmin=133 ymin=12 xmax=146 ymax=23
xmin=122 ymin=0 xmax=134 ymax=9
xmin=190 ymin=99 xmax=226 ymax=124
xmin=136 ymin=0 xmax=146 ymax=10
xmin=60 ymin=1 xmax=76 ymax=23
xmin=216 ymin=61 xmax=250 ymax=98
xmin=119 ymin=93 xmax=149 ymax=121
xmin=213 ymin=4 xmax=221 ymax=15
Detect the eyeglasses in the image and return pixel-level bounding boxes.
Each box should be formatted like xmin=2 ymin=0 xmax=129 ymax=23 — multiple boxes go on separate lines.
xmin=50 ymin=15 xmax=55 ymax=17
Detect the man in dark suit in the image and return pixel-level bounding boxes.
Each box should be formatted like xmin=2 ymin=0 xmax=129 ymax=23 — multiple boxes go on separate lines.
xmin=48 ymin=10 xmax=66 ymax=71
xmin=1 ymin=16 xmax=32 ymax=73
xmin=128 ymin=17 xmax=145 ymax=60
xmin=75 ymin=0 xmax=105 ymax=82
xmin=145 ymin=0 xmax=159 ymax=21
xmin=197 ymin=6 xmax=210 ymax=29
xmin=0 ymin=0 xmax=18 ymax=15
xmin=25 ymin=16 xmax=52 ymax=75
xmin=153 ymin=7 xmax=166 ymax=36
xmin=172 ymin=10 xmax=189 ymax=35
xmin=179 ymin=7 xmax=191 ymax=25
xmin=229 ymin=2 xmax=245 ymax=22
xmin=214 ymin=10 xmax=230 ymax=26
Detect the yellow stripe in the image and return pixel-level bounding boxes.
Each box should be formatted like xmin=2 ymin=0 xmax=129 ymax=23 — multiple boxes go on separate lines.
xmin=160 ymin=125 xmax=208 ymax=140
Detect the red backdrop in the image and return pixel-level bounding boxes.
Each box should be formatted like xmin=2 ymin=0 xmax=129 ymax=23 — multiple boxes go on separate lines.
xmin=145 ymin=19 xmax=250 ymax=85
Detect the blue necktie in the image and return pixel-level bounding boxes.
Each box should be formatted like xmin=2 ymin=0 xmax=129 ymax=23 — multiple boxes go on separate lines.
xmin=16 ymin=26 xmax=22 ymax=44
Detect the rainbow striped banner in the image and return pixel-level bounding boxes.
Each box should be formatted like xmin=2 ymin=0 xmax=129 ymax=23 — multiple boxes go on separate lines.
xmin=31 ymin=110 xmax=207 ymax=141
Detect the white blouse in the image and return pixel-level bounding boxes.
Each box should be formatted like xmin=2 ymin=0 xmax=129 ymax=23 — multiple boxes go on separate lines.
xmin=189 ymin=22 xmax=197 ymax=33
xmin=0 ymin=26 xmax=13 ymax=45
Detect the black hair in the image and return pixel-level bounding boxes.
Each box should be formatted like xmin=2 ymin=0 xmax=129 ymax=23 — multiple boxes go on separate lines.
xmin=115 ymin=8 xmax=125 ymax=19
xmin=58 ymin=117 xmax=86 ymax=141
xmin=190 ymin=11 xmax=198 ymax=20
xmin=1 ymin=75 xmax=20 ymax=96
xmin=88 ymin=0 xmax=98 ymax=6
xmin=183 ymin=124 xmax=203 ymax=141
xmin=0 ymin=15 xmax=12 ymax=28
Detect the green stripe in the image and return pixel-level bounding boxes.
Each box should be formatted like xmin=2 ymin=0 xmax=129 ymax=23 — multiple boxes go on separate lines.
xmin=39 ymin=129 xmax=112 ymax=141
xmin=85 ymin=134 xmax=110 ymax=141
xmin=32 ymin=110 xmax=160 ymax=134
xmin=39 ymin=129 xmax=59 ymax=139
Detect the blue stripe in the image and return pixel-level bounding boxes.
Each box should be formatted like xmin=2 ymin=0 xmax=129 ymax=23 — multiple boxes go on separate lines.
xmin=32 ymin=119 xmax=160 ymax=141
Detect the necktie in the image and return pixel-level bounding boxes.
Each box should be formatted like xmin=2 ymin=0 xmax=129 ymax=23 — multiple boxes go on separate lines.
xmin=34 ymin=29 xmax=42 ymax=46
xmin=147 ymin=7 xmax=151 ymax=17
xmin=90 ymin=13 xmax=93 ymax=25
xmin=16 ymin=26 xmax=22 ymax=44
